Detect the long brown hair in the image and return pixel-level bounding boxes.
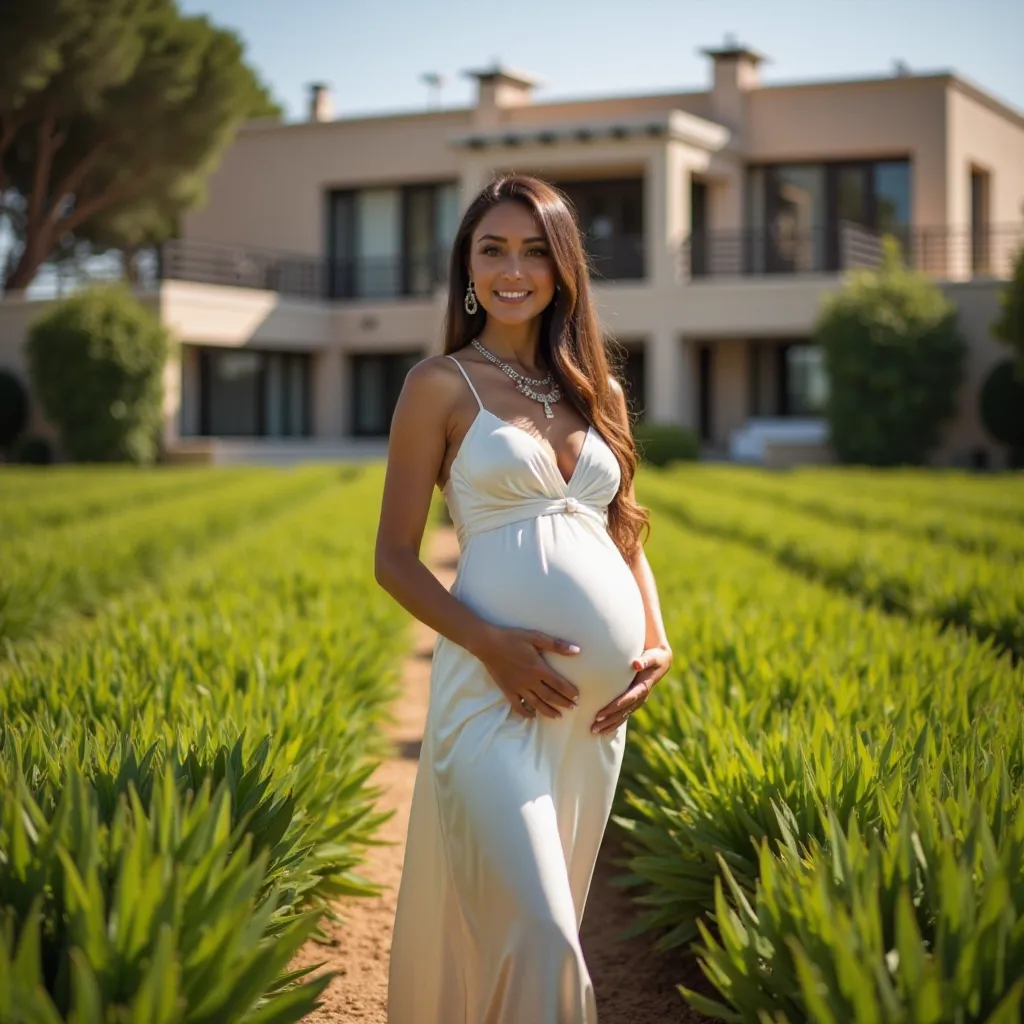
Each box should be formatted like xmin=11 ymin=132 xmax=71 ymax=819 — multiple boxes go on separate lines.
xmin=441 ymin=174 xmax=649 ymax=560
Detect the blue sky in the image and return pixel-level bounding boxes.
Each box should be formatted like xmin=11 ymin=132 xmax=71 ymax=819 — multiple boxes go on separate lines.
xmin=180 ymin=0 xmax=1024 ymax=121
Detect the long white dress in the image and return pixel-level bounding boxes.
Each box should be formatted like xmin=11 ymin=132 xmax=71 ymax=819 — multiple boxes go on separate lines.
xmin=387 ymin=355 xmax=648 ymax=1024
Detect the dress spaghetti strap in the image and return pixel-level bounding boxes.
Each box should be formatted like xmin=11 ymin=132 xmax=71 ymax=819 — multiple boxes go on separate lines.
xmin=445 ymin=354 xmax=484 ymax=411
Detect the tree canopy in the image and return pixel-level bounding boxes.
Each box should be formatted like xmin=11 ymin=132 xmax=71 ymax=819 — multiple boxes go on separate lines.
xmin=0 ymin=0 xmax=280 ymax=291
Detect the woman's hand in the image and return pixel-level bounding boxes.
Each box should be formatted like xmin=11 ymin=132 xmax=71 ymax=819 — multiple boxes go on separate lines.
xmin=474 ymin=625 xmax=581 ymax=719
xmin=591 ymin=644 xmax=672 ymax=736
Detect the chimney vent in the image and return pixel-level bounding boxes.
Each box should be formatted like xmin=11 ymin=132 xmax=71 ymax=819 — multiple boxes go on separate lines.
xmin=308 ymin=82 xmax=333 ymax=122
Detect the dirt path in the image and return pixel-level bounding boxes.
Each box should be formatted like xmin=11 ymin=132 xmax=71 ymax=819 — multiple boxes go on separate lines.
xmin=290 ymin=524 xmax=703 ymax=1023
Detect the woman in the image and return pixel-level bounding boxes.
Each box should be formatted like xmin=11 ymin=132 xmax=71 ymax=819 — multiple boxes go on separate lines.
xmin=375 ymin=174 xmax=672 ymax=1024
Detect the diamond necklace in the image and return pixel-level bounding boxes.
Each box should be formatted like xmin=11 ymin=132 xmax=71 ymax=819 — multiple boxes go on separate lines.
xmin=470 ymin=338 xmax=563 ymax=419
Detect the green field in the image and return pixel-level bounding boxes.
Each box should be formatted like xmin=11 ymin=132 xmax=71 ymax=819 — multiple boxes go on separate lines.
xmin=0 ymin=464 xmax=409 ymax=1021
xmin=0 ymin=463 xmax=1021 ymax=1022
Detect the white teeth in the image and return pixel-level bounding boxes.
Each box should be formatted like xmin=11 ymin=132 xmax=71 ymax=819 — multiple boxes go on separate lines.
xmin=496 ymin=291 xmax=529 ymax=298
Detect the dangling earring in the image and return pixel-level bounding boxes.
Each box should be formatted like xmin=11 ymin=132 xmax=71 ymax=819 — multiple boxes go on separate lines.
xmin=464 ymin=279 xmax=478 ymax=315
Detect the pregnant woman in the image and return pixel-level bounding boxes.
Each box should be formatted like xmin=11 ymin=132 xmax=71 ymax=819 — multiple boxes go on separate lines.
xmin=375 ymin=174 xmax=672 ymax=1023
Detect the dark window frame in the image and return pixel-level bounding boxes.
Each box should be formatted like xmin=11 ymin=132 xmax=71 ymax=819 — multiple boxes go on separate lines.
xmin=745 ymin=157 xmax=912 ymax=273
xmin=349 ymin=350 xmax=424 ymax=438
xmin=550 ymin=176 xmax=646 ymax=281
xmin=197 ymin=346 xmax=312 ymax=438
xmin=325 ymin=181 xmax=457 ymax=299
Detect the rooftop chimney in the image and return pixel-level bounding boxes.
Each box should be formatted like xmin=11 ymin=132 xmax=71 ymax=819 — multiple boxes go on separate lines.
xmin=463 ymin=63 xmax=543 ymax=127
xmin=700 ymin=37 xmax=766 ymax=133
xmin=307 ymin=82 xmax=333 ymax=123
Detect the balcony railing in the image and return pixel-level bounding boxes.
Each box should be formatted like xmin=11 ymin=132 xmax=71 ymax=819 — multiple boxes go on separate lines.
xmin=160 ymin=239 xmax=326 ymax=298
xmin=683 ymin=222 xmax=1024 ymax=280
xmin=159 ymin=240 xmax=453 ymax=301
xmin=156 ymin=234 xmax=650 ymax=299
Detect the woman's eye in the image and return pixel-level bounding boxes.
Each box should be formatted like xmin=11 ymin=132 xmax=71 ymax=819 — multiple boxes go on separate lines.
xmin=480 ymin=246 xmax=548 ymax=256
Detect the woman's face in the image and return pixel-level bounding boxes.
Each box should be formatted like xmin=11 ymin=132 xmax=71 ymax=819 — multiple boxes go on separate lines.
xmin=467 ymin=201 xmax=557 ymax=325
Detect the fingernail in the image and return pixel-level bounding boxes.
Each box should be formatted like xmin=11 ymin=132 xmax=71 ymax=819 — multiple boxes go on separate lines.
xmin=591 ymin=725 xmax=600 ymax=735
xmin=567 ymin=644 xmax=581 ymax=654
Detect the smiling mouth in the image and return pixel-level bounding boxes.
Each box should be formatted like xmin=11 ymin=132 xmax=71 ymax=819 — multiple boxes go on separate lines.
xmin=494 ymin=290 xmax=532 ymax=301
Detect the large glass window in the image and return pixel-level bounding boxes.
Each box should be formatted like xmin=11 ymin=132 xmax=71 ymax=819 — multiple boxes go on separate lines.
xmin=552 ymin=178 xmax=644 ymax=280
xmin=784 ymin=343 xmax=829 ymax=416
xmin=351 ymin=352 xmax=423 ymax=437
xmin=874 ymin=162 xmax=911 ymax=232
xmin=765 ymin=165 xmax=826 ymax=272
xmin=327 ymin=182 xmax=458 ymax=299
xmin=745 ymin=159 xmax=912 ymax=273
xmin=199 ymin=348 xmax=311 ymax=437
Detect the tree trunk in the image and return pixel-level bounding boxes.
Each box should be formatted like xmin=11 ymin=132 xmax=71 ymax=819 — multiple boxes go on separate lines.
xmin=3 ymin=242 xmax=47 ymax=292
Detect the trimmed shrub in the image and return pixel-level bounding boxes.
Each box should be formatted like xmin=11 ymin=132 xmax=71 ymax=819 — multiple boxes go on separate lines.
xmin=0 ymin=369 xmax=29 ymax=449
xmin=26 ymin=285 xmax=170 ymax=463
xmin=7 ymin=434 xmax=53 ymax=465
xmin=814 ymin=237 xmax=967 ymax=465
xmin=992 ymin=243 xmax=1024 ymax=377
xmin=979 ymin=358 xmax=1024 ymax=468
xmin=634 ymin=422 xmax=700 ymax=466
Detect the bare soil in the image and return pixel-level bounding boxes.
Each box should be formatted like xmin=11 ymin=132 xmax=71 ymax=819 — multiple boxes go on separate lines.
xmin=289 ymin=525 xmax=707 ymax=1023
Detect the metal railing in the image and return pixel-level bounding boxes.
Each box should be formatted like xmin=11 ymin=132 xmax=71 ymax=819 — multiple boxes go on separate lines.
xmin=683 ymin=222 xmax=1024 ymax=280
xmin=160 ymin=239 xmax=326 ymax=299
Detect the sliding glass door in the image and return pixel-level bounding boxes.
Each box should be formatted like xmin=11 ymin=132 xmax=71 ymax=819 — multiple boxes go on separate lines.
xmin=198 ymin=348 xmax=311 ymax=437
xmin=747 ymin=159 xmax=911 ymax=273
xmin=327 ymin=182 xmax=459 ymax=299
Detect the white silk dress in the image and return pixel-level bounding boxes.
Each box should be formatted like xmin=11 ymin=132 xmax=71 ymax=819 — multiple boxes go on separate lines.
xmin=387 ymin=355 xmax=648 ymax=1024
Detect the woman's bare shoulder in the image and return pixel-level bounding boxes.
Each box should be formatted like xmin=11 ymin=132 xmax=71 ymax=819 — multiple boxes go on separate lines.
xmin=401 ymin=354 xmax=467 ymax=408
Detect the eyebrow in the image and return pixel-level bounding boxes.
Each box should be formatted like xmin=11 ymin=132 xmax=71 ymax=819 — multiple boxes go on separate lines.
xmin=476 ymin=234 xmax=548 ymax=244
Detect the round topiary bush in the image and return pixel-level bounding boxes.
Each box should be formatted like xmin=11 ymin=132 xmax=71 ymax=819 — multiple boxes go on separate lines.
xmin=0 ymin=368 xmax=29 ymax=450
xmin=979 ymin=358 xmax=1024 ymax=466
xmin=26 ymin=285 xmax=170 ymax=463
xmin=814 ymin=238 xmax=967 ymax=466
xmin=633 ymin=422 xmax=700 ymax=466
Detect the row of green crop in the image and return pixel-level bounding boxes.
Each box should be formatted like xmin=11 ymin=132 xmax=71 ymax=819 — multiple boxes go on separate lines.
xmin=0 ymin=466 xmax=251 ymax=538
xmin=0 ymin=465 xmax=344 ymax=649
xmin=778 ymin=466 xmax=1024 ymax=525
xmin=617 ymin=494 xmax=1024 ymax=1023
xmin=678 ymin=465 xmax=1024 ymax=562
xmin=0 ymin=466 xmax=409 ymax=1022
xmin=638 ymin=469 xmax=1024 ymax=660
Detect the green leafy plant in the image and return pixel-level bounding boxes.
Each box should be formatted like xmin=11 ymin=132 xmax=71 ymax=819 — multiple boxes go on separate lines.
xmin=814 ymin=237 xmax=967 ymax=466
xmin=979 ymin=359 xmax=1024 ymax=468
xmin=26 ymin=285 xmax=171 ymax=464
xmin=0 ymin=466 xmax=408 ymax=1019
xmin=992 ymin=243 xmax=1024 ymax=380
xmin=633 ymin=423 xmax=700 ymax=466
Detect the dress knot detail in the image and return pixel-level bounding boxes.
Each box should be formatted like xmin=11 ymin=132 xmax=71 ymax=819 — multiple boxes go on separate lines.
xmin=562 ymin=496 xmax=581 ymax=515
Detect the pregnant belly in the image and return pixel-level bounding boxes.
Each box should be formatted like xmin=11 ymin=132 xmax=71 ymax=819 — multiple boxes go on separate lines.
xmin=455 ymin=515 xmax=647 ymax=710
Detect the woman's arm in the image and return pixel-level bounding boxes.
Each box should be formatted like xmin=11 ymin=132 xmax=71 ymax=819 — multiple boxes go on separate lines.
xmin=374 ymin=356 xmax=582 ymax=719
xmin=591 ymin=379 xmax=673 ymax=735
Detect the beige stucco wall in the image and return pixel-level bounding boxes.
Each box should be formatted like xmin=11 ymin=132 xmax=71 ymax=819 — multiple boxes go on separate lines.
xmin=160 ymin=280 xmax=334 ymax=348
xmin=710 ymin=338 xmax=749 ymax=447
xmin=946 ymin=84 xmax=1024 ymax=278
xmin=745 ymin=76 xmax=949 ymax=227
xmin=182 ymin=109 xmax=469 ymax=253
